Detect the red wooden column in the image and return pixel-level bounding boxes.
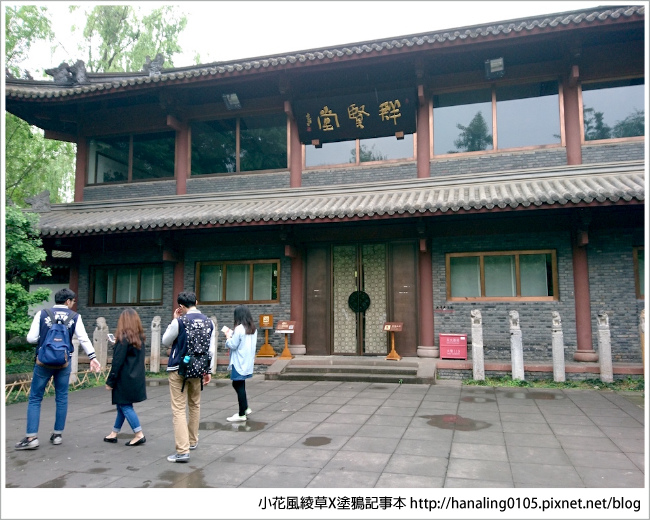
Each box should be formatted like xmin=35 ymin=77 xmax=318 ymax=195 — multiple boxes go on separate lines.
xmin=564 ymin=67 xmax=583 ymax=165
xmin=285 ymin=102 xmax=302 ymax=188
xmin=74 ymin=137 xmax=88 ymax=202
xmin=416 ymin=85 xmax=431 ymax=179
xmin=164 ymin=246 xmax=185 ymax=321
xmin=286 ymin=245 xmax=305 ymax=352
xmin=418 ymin=239 xmax=435 ymax=352
xmin=572 ymin=216 xmax=597 ymax=362
xmin=69 ymin=263 xmax=80 ymax=308
xmin=168 ymin=116 xmax=189 ymax=195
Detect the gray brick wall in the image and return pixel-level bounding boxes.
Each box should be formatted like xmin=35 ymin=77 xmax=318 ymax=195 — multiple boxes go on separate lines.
xmin=430 ymin=227 xmax=644 ymax=364
xmin=83 ymin=181 xmax=176 ymax=201
xmin=430 ymin=148 xmax=568 ymax=177
xmin=581 ymin=142 xmax=645 ymax=164
xmin=302 ymin=162 xmax=417 ymax=186
xmin=187 ymin=171 xmax=290 ymax=194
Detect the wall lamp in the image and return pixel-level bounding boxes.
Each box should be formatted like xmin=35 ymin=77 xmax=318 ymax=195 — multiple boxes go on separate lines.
xmin=484 ymin=57 xmax=505 ymax=80
xmin=222 ymin=93 xmax=241 ymax=110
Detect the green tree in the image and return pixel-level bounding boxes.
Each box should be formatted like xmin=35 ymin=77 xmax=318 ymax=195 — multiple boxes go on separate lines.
xmin=583 ymin=107 xmax=612 ymax=141
xmin=4 ymin=5 xmax=54 ymax=77
xmin=79 ymin=5 xmax=187 ymax=72
xmin=612 ymin=109 xmax=644 ymax=138
xmin=451 ymin=111 xmax=492 ymax=153
xmin=5 ymin=205 xmax=52 ymax=341
xmin=350 ymin=144 xmax=387 ymax=163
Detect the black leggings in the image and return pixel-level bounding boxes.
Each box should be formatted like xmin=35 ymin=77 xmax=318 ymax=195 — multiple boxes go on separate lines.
xmin=232 ymin=380 xmax=248 ymax=416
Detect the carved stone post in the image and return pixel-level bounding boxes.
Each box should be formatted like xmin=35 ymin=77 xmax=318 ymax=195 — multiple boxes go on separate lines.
xmin=93 ymin=317 xmax=109 ymax=369
xmin=471 ymin=309 xmax=485 ymax=381
xmin=69 ymin=337 xmax=80 ymax=384
xmin=509 ymin=310 xmax=525 ymax=381
xmin=150 ymin=316 xmax=161 ymax=373
xmin=551 ymin=311 xmax=566 ymax=382
xmin=210 ymin=315 xmax=218 ymax=374
xmin=597 ymin=311 xmax=613 ymax=383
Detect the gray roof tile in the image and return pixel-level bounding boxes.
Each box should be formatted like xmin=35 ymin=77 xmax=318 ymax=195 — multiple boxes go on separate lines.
xmin=33 ymin=162 xmax=645 ymax=237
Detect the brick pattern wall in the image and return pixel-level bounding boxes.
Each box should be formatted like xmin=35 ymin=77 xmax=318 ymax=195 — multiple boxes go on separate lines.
xmin=581 ymin=142 xmax=645 ymax=164
xmin=187 ymin=171 xmax=290 ymax=194
xmin=83 ymin=181 xmax=176 ymax=201
xmin=302 ymin=162 xmax=417 ymax=186
xmin=431 ymin=228 xmax=643 ymax=364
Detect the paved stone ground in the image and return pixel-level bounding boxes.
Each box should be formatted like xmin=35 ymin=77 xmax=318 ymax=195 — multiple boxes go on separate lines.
xmin=4 ymin=375 xmax=645 ymax=491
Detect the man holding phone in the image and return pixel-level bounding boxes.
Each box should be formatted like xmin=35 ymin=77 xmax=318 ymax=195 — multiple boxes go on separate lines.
xmin=161 ymin=291 xmax=215 ymax=462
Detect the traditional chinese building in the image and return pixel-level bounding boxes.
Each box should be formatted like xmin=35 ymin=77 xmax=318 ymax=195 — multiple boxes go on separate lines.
xmin=5 ymin=6 xmax=645 ymax=375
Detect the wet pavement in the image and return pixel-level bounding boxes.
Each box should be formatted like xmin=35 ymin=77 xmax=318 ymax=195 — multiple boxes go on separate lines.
xmin=3 ymin=376 xmax=646 ymax=490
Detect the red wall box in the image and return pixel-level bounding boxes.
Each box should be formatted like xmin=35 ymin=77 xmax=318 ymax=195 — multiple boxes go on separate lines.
xmin=439 ymin=333 xmax=468 ymax=360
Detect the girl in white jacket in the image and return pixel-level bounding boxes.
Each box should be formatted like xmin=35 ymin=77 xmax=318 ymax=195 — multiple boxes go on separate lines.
xmin=224 ymin=305 xmax=257 ymax=421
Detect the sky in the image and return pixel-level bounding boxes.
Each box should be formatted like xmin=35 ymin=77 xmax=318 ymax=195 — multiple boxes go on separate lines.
xmin=17 ymin=0 xmax=611 ymax=75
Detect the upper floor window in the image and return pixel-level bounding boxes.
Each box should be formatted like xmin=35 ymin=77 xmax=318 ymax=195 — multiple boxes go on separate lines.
xmin=446 ymin=250 xmax=558 ymax=301
xmin=581 ymin=78 xmax=645 ymax=142
xmin=196 ymin=260 xmax=279 ymax=304
xmin=305 ymin=134 xmax=414 ymax=168
xmin=433 ymin=80 xmax=560 ymax=155
xmin=87 ymin=132 xmax=175 ymax=184
xmin=191 ymin=113 xmax=287 ymax=175
xmin=90 ymin=264 xmax=163 ymax=305
xmin=634 ymin=246 xmax=644 ymax=299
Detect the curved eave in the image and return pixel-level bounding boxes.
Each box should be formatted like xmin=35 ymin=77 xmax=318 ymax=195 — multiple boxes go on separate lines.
xmin=5 ymin=6 xmax=644 ymax=102
xmin=34 ymin=161 xmax=645 ymax=238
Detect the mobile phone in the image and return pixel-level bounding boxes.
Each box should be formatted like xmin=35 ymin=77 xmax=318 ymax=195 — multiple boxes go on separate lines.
xmin=107 ymin=333 xmax=115 ymax=342
xmin=221 ymin=326 xmax=231 ymax=335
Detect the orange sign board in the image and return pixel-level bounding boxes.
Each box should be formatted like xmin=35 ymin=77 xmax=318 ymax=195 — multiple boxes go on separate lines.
xmin=383 ymin=322 xmax=403 ymax=332
xmin=259 ymin=314 xmax=273 ymax=328
xmin=275 ymin=320 xmax=296 ymax=333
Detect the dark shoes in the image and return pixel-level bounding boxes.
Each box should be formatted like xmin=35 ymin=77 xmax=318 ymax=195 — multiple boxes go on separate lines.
xmin=126 ymin=436 xmax=146 ymax=446
xmin=103 ymin=435 xmax=118 ymax=443
xmin=15 ymin=437 xmax=39 ymax=450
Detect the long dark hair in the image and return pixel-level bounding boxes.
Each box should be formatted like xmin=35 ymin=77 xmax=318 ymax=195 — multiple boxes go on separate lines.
xmin=233 ymin=305 xmax=256 ymax=335
xmin=115 ymin=308 xmax=145 ymax=349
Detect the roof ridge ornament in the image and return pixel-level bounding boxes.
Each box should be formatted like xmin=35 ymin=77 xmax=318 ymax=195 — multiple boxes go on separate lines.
xmin=143 ymin=53 xmax=165 ymax=76
xmin=45 ymin=60 xmax=89 ymax=86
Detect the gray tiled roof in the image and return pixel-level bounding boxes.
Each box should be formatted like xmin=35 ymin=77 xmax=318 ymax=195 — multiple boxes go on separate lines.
xmin=35 ymin=161 xmax=645 ymax=236
xmin=5 ymin=5 xmax=644 ymax=100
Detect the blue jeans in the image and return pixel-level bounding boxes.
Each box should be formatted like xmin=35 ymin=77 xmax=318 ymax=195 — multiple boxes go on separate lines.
xmin=26 ymin=363 xmax=72 ymax=437
xmin=112 ymin=403 xmax=142 ymax=433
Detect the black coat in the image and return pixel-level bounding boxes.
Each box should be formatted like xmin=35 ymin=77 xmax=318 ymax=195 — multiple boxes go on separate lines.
xmin=106 ymin=338 xmax=147 ymax=405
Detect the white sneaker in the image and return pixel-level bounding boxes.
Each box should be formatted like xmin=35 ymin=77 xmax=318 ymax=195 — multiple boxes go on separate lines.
xmin=245 ymin=408 xmax=252 ymax=415
xmin=226 ymin=413 xmax=247 ymax=422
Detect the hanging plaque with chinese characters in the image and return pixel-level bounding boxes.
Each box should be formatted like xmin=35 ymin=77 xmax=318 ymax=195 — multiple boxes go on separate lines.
xmin=293 ymin=88 xmax=417 ymax=145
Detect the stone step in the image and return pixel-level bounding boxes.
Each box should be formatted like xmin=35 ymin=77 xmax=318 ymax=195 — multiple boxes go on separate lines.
xmin=283 ymin=364 xmax=418 ymax=375
xmin=274 ymin=371 xmax=421 ymax=384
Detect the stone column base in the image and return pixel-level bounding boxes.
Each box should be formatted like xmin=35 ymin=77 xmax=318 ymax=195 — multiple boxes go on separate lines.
xmin=573 ymin=350 xmax=598 ymax=362
xmin=289 ymin=344 xmax=306 ymax=356
xmin=417 ymin=345 xmax=439 ymax=358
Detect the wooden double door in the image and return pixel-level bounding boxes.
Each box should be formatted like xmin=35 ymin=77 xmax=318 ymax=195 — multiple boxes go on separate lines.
xmin=304 ymin=241 xmax=418 ymax=356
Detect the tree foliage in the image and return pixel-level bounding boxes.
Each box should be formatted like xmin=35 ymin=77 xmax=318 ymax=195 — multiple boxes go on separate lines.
xmin=79 ymin=5 xmax=187 ymax=72
xmin=4 ymin=5 xmax=54 ymax=77
xmin=452 ymin=111 xmax=492 ymax=153
xmin=5 ymin=205 xmax=52 ymax=340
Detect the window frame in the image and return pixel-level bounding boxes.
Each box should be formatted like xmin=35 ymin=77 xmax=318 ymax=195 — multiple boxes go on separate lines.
xmin=89 ymin=263 xmax=164 ymax=306
xmin=86 ymin=131 xmax=176 ymax=185
xmin=446 ymin=249 xmax=559 ymax=302
xmin=196 ymin=259 xmax=280 ymax=304
xmin=431 ymin=78 xmax=565 ymax=157
xmin=189 ymin=113 xmax=290 ymax=176
xmin=633 ymin=246 xmax=644 ymax=300
xmin=579 ymin=76 xmax=645 ymax=145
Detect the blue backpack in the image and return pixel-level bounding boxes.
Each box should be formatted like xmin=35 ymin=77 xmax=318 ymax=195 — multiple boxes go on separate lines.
xmin=37 ymin=309 xmax=75 ymax=368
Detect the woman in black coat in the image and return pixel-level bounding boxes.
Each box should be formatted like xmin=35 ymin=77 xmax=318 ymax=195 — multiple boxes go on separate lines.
xmin=103 ymin=308 xmax=147 ymax=446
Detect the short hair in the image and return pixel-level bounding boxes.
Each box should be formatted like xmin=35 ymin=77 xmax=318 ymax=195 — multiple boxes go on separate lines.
xmin=177 ymin=291 xmax=197 ymax=308
xmin=54 ymin=288 xmax=76 ymax=304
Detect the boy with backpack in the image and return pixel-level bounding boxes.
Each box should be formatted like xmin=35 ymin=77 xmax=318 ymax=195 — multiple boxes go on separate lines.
xmin=162 ymin=291 xmax=215 ymax=463
xmin=15 ymin=288 xmax=101 ymax=450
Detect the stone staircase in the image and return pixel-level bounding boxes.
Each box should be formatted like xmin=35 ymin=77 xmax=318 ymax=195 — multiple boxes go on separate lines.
xmin=264 ymin=355 xmax=436 ymax=384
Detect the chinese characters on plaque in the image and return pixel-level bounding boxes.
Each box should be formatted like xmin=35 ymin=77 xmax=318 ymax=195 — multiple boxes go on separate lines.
xmin=294 ymin=88 xmax=417 ymax=145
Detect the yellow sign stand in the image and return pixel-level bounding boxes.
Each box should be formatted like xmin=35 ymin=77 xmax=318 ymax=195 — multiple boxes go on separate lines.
xmin=276 ymin=320 xmax=296 ymax=360
xmin=256 ymin=314 xmax=276 ymax=357
xmin=384 ymin=322 xmax=403 ymax=361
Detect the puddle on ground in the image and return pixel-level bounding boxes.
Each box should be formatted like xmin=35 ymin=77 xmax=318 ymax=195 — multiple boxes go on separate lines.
xmin=37 ymin=475 xmax=67 ymax=488
xmin=420 ymin=414 xmax=491 ymax=431
xmin=199 ymin=419 xmax=266 ymax=432
xmin=87 ymin=467 xmax=107 ymax=474
xmin=504 ymin=391 xmax=564 ymax=400
xmin=461 ymin=396 xmax=496 ymax=403
xmin=126 ymin=466 xmax=139 ymax=472
xmin=369 ymin=386 xmax=388 ymax=390
xmin=303 ymin=436 xmax=332 ymax=446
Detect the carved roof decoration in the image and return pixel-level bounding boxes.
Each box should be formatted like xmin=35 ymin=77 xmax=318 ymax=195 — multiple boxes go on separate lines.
xmin=32 ymin=161 xmax=645 ymax=237
xmin=5 ymin=5 xmax=644 ymax=100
